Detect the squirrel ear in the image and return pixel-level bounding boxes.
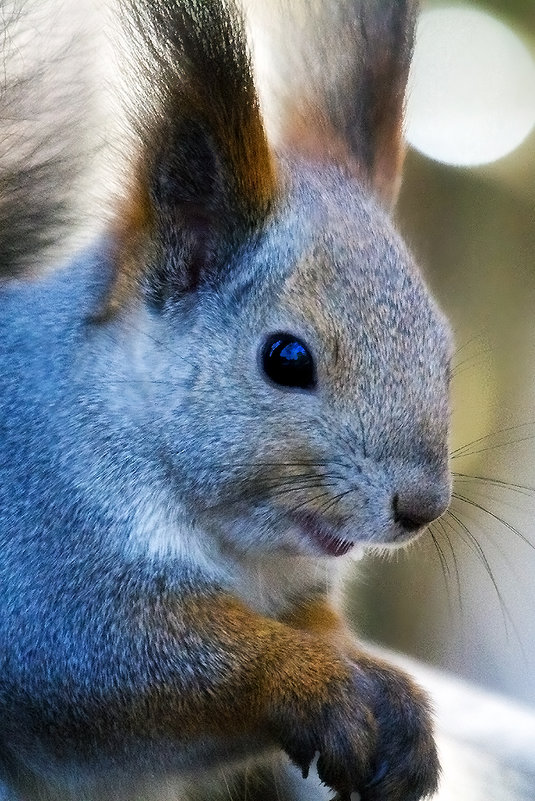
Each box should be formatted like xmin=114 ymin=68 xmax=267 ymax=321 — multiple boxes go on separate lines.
xmin=103 ymin=0 xmax=276 ymax=316
xmin=253 ymin=0 xmax=416 ymax=207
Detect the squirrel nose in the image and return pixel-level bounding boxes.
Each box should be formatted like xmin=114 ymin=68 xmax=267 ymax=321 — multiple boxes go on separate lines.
xmin=392 ymin=489 xmax=448 ymax=533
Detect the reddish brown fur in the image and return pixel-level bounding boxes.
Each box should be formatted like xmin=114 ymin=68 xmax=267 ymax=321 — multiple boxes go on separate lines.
xmin=277 ymin=0 xmax=416 ymax=207
xmin=43 ymin=592 xmax=354 ymax=749
xmin=282 ymin=595 xmax=432 ymax=713
xmin=358 ymin=1 xmax=416 ymax=205
xmin=282 ymin=596 xmax=347 ymax=639
xmin=282 ymin=103 xmax=365 ymax=183
xmin=147 ymin=592 xmax=352 ymax=739
xmin=99 ymin=161 xmax=155 ymax=319
xmin=126 ymin=591 xmax=438 ymax=800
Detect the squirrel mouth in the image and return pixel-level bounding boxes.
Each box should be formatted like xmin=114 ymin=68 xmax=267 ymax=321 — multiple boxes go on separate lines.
xmin=291 ymin=511 xmax=355 ymax=557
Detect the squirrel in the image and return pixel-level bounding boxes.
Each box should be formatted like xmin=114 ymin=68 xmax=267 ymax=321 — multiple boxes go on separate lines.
xmin=0 ymin=1 xmax=453 ymax=800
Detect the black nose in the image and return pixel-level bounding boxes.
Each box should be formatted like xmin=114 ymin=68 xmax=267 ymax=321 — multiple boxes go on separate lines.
xmin=392 ymin=490 xmax=448 ymax=533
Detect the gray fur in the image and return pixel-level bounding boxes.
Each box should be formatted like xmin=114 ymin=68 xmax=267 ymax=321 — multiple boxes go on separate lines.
xmin=0 ymin=0 xmax=452 ymax=799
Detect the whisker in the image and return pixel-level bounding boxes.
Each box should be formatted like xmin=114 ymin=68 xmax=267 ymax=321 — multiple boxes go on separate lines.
xmin=199 ymin=477 xmax=339 ymax=515
xmin=196 ymin=461 xmax=348 ymax=518
xmin=377 ymin=417 xmax=406 ymax=462
xmin=444 ymin=508 xmax=523 ymax=652
xmin=430 ymin=524 xmax=451 ymax=578
xmin=243 ymin=763 xmax=249 ymax=801
xmin=452 ymin=433 xmax=535 ymax=460
xmin=214 ymin=460 xmax=341 ymax=469
xmin=446 ymin=510 xmax=498 ymax=591
xmin=254 ymin=472 xmax=334 ymax=484
xmin=315 ymin=487 xmax=355 ymax=518
xmin=451 ymin=421 xmax=535 ymax=459
xmin=451 ymin=491 xmax=534 ymax=550
xmin=106 ymin=379 xmax=176 ymax=386
xmin=437 ymin=516 xmax=471 ymax=632
xmin=219 ymin=767 xmax=237 ymax=801
xmin=285 ymin=490 xmax=335 ymax=518
xmin=452 ymin=472 xmax=535 ymax=497
xmin=117 ymin=317 xmax=185 ymax=361
xmin=436 ymin=518 xmax=463 ymax=615
xmin=262 ymin=481 xmax=340 ymax=502
xmin=451 ymin=345 xmax=496 ymax=377
xmin=453 ymin=330 xmax=487 ymax=357
xmin=356 ymin=409 xmax=368 ymax=459
xmin=429 ymin=523 xmax=454 ymax=612
xmin=271 ymin=759 xmax=283 ymax=801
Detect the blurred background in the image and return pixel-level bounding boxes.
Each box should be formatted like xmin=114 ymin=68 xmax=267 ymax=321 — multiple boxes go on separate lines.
xmin=351 ymin=0 xmax=535 ymax=709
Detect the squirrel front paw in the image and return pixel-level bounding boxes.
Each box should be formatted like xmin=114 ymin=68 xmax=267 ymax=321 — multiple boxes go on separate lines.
xmin=350 ymin=657 xmax=440 ymax=801
xmin=273 ymin=655 xmax=439 ymax=801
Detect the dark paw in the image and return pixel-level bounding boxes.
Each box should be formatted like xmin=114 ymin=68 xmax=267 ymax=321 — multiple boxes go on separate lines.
xmin=275 ymin=662 xmax=378 ymax=797
xmin=356 ymin=660 xmax=440 ymax=801
xmin=277 ymin=655 xmax=439 ymax=801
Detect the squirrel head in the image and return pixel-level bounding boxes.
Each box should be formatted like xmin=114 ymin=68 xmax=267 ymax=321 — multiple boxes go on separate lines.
xmin=102 ymin=0 xmax=452 ymax=559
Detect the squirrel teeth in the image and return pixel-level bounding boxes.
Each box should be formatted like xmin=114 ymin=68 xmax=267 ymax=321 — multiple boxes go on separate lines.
xmin=291 ymin=511 xmax=355 ymax=557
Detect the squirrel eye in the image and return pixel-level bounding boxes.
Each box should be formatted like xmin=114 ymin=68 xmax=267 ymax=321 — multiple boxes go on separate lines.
xmin=261 ymin=333 xmax=316 ymax=390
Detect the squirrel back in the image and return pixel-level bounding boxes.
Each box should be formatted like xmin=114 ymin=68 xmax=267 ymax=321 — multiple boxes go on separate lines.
xmin=0 ymin=2 xmax=451 ymax=800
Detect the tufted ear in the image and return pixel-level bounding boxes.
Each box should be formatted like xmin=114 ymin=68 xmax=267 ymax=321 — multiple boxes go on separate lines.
xmin=250 ymin=0 xmax=417 ymax=208
xmin=103 ymin=0 xmax=276 ymax=316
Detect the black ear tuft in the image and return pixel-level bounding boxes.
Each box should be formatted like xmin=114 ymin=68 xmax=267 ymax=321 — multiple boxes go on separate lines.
xmin=142 ymin=124 xmax=227 ymax=305
xmin=105 ymin=0 xmax=277 ymax=314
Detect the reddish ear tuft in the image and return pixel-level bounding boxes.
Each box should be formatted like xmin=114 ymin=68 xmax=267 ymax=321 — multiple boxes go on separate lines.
xmin=355 ymin=0 xmax=417 ymax=204
xmin=257 ymin=0 xmax=417 ymax=207
xmin=97 ymin=162 xmax=154 ymax=320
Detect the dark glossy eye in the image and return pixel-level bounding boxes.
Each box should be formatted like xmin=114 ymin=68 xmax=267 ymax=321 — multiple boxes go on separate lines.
xmin=261 ymin=333 xmax=316 ymax=390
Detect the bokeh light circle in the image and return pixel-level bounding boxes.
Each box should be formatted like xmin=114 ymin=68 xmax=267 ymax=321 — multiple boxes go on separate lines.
xmin=406 ymin=6 xmax=535 ymax=167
